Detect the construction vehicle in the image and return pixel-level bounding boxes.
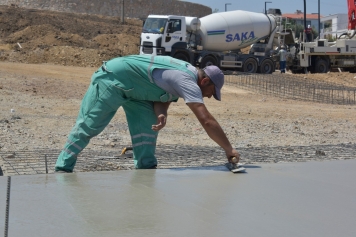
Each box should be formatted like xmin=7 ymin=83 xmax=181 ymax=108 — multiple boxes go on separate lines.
xmin=282 ymin=0 xmax=356 ymax=73
xmin=283 ymin=36 xmax=356 ymax=73
xmin=139 ymin=10 xmax=286 ymax=74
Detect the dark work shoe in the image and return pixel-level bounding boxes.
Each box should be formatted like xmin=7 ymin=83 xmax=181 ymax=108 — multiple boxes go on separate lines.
xmin=136 ymin=165 xmax=157 ymax=169
xmin=55 ymin=168 xmax=73 ymax=173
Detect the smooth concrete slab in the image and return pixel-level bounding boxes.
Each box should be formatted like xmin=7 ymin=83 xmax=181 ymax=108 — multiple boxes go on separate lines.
xmin=1 ymin=160 xmax=356 ymax=237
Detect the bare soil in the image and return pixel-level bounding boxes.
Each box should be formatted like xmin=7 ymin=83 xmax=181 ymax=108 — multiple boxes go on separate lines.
xmin=0 ymin=5 xmax=142 ymax=67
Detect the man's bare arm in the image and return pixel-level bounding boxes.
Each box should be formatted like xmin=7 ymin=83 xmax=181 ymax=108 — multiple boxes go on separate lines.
xmin=187 ymin=102 xmax=240 ymax=162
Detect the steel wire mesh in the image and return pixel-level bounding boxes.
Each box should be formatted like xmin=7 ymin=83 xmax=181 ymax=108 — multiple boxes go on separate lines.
xmin=225 ymin=73 xmax=356 ymax=105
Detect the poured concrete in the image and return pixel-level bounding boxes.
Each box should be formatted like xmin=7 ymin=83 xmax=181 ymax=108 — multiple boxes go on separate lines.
xmin=1 ymin=160 xmax=356 ymax=237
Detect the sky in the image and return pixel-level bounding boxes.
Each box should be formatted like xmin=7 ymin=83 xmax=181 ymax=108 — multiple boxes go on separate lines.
xmin=184 ymin=0 xmax=348 ymax=16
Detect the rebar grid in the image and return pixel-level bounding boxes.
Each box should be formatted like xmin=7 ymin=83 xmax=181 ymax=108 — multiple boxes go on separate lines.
xmin=225 ymin=73 xmax=356 ymax=105
xmin=1 ymin=143 xmax=356 ymax=175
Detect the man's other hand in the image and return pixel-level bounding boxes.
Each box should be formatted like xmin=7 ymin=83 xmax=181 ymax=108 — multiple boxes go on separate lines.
xmin=152 ymin=114 xmax=166 ymax=131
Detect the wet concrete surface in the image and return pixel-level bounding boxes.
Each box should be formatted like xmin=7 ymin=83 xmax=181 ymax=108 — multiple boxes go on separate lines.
xmin=1 ymin=160 xmax=356 ymax=237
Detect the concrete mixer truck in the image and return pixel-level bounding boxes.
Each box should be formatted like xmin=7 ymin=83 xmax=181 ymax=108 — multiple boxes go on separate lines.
xmin=139 ymin=10 xmax=284 ymax=73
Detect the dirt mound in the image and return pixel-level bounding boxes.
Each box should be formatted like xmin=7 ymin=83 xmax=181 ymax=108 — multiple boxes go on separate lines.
xmin=0 ymin=5 xmax=142 ymax=67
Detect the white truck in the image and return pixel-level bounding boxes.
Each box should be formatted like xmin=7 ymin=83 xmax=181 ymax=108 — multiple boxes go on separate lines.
xmin=282 ymin=0 xmax=356 ymax=73
xmin=139 ymin=10 xmax=285 ymax=73
xmin=285 ymin=38 xmax=356 ymax=73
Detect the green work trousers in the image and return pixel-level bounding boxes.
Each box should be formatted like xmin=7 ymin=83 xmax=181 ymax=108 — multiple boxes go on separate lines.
xmin=55 ymin=61 xmax=172 ymax=171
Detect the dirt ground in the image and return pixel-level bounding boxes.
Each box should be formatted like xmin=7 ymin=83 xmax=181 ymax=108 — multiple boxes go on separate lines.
xmin=1 ymin=61 xmax=356 ymax=152
xmin=0 ymin=5 xmax=142 ymax=67
xmin=0 ymin=5 xmax=356 ymax=155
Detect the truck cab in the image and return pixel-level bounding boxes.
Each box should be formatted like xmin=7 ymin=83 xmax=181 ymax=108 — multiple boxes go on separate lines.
xmin=140 ymin=15 xmax=188 ymax=57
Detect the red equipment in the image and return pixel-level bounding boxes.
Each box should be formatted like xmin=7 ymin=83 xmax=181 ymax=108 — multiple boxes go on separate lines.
xmin=348 ymin=0 xmax=356 ymax=29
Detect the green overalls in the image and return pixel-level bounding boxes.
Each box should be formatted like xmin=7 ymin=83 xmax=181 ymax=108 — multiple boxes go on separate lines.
xmin=55 ymin=55 xmax=196 ymax=171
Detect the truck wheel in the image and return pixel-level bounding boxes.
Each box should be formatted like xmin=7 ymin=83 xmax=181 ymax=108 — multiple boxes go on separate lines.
xmin=174 ymin=52 xmax=189 ymax=62
xmin=259 ymin=59 xmax=274 ymax=74
xmin=200 ymin=56 xmax=217 ymax=68
xmin=243 ymin=58 xmax=258 ymax=73
xmin=314 ymin=59 xmax=329 ymax=73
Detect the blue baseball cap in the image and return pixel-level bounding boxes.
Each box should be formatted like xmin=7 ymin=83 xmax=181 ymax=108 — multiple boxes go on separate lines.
xmin=203 ymin=65 xmax=224 ymax=101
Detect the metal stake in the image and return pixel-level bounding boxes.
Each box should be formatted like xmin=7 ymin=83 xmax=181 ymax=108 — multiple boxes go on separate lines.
xmin=4 ymin=176 xmax=11 ymax=237
xmin=45 ymin=155 xmax=48 ymax=174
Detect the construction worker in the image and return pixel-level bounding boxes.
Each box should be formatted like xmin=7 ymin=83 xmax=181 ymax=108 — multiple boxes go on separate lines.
xmin=305 ymin=25 xmax=312 ymax=42
xmin=55 ymin=55 xmax=240 ymax=172
xmin=277 ymin=45 xmax=287 ymax=73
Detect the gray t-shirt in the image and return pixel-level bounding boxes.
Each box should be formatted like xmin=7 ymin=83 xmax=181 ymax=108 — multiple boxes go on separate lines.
xmin=152 ymin=64 xmax=203 ymax=104
xmin=278 ymin=49 xmax=287 ymax=61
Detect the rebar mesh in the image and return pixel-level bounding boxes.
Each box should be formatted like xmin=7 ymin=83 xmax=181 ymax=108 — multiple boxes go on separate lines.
xmin=225 ymin=73 xmax=356 ymax=105
xmin=1 ymin=143 xmax=356 ymax=175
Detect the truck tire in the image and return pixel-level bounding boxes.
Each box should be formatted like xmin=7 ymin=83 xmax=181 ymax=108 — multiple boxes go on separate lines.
xmin=243 ymin=58 xmax=258 ymax=73
xmin=174 ymin=52 xmax=189 ymax=62
xmin=259 ymin=59 xmax=274 ymax=74
xmin=314 ymin=58 xmax=329 ymax=73
xmin=200 ymin=56 xmax=217 ymax=68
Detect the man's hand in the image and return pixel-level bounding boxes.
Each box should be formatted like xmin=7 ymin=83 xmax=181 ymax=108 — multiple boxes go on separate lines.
xmin=152 ymin=114 xmax=166 ymax=131
xmin=152 ymin=102 xmax=171 ymax=131
xmin=226 ymin=148 xmax=240 ymax=163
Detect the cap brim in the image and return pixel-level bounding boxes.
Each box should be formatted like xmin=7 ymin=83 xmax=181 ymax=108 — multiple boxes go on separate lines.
xmin=213 ymin=87 xmax=221 ymax=101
